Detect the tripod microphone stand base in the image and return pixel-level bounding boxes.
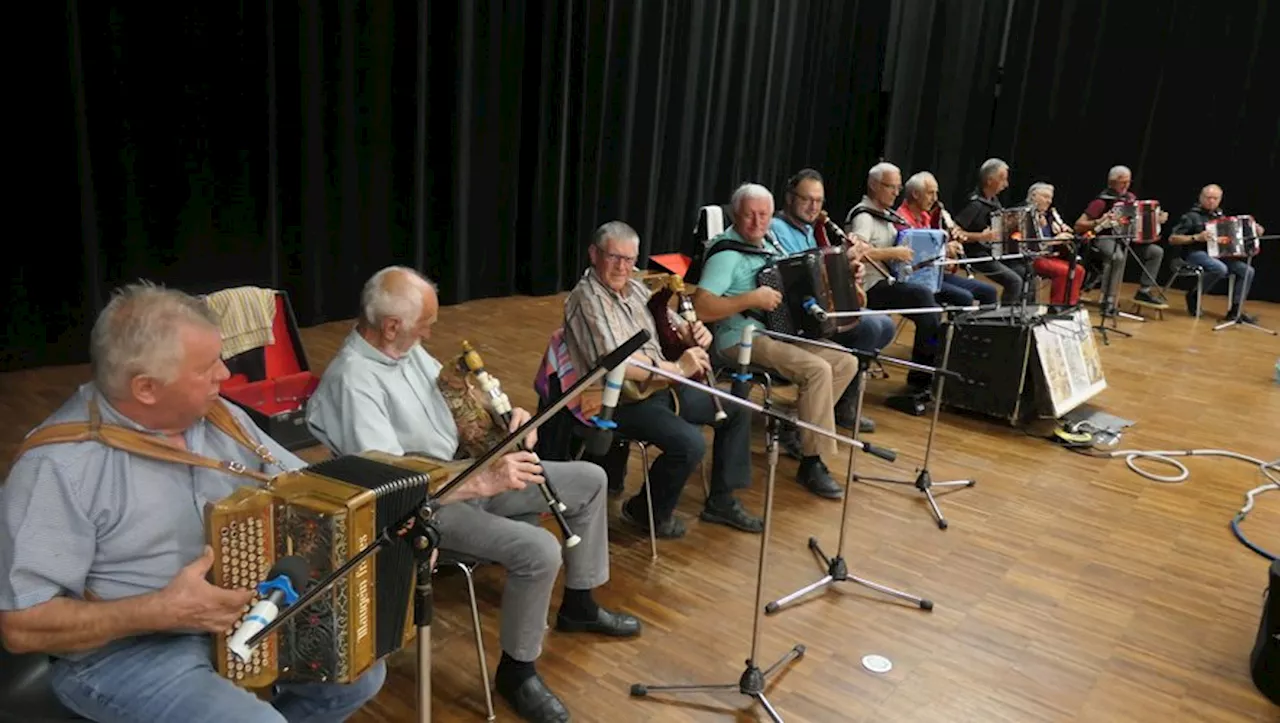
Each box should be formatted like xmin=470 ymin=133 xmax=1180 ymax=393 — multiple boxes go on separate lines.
xmin=629 ymin=646 xmax=806 ymax=723
xmin=856 ymin=469 xmax=975 ymax=530
xmin=764 ymin=538 xmax=934 ymax=615
xmin=1212 ymin=317 xmax=1277 ymax=334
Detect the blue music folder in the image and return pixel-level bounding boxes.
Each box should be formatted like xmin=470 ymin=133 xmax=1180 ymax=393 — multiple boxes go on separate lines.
xmin=895 ymin=228 xmax=948 ymax=292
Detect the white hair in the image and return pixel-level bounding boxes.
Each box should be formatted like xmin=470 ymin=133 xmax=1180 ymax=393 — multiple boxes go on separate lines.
xmin=868 ymin=162 xmax=901 ymax=185
xmin=730 ymin=183 xmax=774 ymax=213
xmin=1025 ymin=182 xmax=1055 ymax=204
xmin=360 ymin=266 xmax=435 ymax=327
xmin=904 ymin=171 xmax=937 ymax=198
xmin=90 ymin=282 xmax=222 ymax=400
xmin=1108 ymin=165 xmax=1131 ymax=180
xmin=591 ymin=220 xmax=639 ymax=249
xmin=979 ymin=158 xmax=1008 ymax=183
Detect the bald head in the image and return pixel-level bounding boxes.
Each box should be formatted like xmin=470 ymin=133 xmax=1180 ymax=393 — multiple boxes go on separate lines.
xmin=1198 ymin=184 xmax=1223 ymax=212
xmin=359 ymin=266 xmax=438 ymax=356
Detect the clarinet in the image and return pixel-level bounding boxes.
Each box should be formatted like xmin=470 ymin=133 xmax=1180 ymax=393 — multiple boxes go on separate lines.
xmin=459 ymin=342 xmax=581 ymax=547
xmin=822 ymin=211 xmax=897 ymax=288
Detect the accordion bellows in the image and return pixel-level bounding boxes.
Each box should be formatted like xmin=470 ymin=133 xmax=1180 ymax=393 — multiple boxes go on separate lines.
xmin=206 ymin=451 xmax=463 ymax=688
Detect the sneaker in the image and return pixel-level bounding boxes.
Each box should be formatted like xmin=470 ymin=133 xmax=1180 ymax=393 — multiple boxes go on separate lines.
xmin=700 ymin=497 xmax=764 ymax=533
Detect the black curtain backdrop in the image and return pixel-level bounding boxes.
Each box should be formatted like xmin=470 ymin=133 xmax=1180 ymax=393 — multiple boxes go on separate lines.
xmin=884 ymin=0 xmax=1279 ymax=301
xmin=3 ymin=0 xmax=890 ymax=372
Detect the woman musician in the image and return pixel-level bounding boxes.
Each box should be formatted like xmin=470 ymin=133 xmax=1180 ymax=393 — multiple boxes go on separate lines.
xmin=1025 ymin=182 xmax=1084 ymax=308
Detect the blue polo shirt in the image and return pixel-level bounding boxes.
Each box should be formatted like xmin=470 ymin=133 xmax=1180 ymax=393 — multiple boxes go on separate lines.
xmin=769 ymin=216 xmax=816 ymax=255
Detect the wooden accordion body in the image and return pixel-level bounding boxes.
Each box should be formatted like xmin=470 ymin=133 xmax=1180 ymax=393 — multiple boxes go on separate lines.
xmin=206 ymin=451 xmax=462 ymax=688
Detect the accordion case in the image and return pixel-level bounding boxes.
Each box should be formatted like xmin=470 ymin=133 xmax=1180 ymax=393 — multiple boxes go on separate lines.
xmin=207 ymin=451 xmax=464 ymax=688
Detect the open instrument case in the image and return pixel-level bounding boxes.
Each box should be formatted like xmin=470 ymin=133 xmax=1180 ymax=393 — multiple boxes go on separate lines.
xmin=218 ymin=291 xmax=320 ymax=451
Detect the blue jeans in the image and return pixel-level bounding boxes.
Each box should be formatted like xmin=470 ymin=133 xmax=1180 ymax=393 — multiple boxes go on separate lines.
xmin=50 ymin=634 xmax=387 ymax=723
xmin=937 ymin=273 xmax=998 ymax=306
xmin=1185 ymin=250 xmax=1254 ymax=307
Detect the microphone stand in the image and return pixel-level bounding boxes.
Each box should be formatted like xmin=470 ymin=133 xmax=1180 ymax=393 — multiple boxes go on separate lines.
xmin=1212 ymin=239 xmax=1276 ymax=335
xmin=625 ymin=359 xmax=896 ymax=723
xmin=239 ymin=331 xmax=653 ymax=723
xmin=754 ymin=321 xmax=974 ymax=533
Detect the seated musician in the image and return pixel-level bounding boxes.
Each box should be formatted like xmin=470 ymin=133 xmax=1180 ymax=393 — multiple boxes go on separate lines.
xmin=952 ymin=158 xmax=1032 ymax=304
xmin=306 ymin=266 xmax=640 ymax=723
xmin=896 ymin=170 xmax=999 ymax=306
xmin=1025 ymin=182 xmax=1085 ymax=309
xmin=563 ymin=221 xmax=763 ymax=537
xmin=769 ymin=167 xmax=895 ymax=432
xmin=1072 ymin=165 xmax=1167 ymax=313
xmin=845 ymin=162 xmax=942 ymax=405
xmin=694 ymin=182 xmax=852 ymax=499
xmin=0 ymin=284 xmax=389 ymax=722
xmin=1169 ymin=183 xmax=1265 ymax=321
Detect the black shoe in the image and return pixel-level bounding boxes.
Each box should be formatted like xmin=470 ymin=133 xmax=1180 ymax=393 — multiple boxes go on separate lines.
xmin=495 ymin=672 xmax=570 ymax=722
xmin=555 ymin=606 xmax=643 ymax=637
xmin=1185 ymin=291 xmax=1199 ymax=317
xmin=797 ymin=458 xmax=843 ymax=499
xmin=619 ymin=498 xmax=686 ymax=538
xmin=1223 ymin=307 xmax=1258 ymax=324
xmin=835 ymin=407 xmax=876 ymax=434
xmin=700 ymin=497 xmax=764 ymax=533
xmin=1134 ymin=288 xmax=1167 ymax=307
xmin=777 ymin=423 xmax=804 ymax=460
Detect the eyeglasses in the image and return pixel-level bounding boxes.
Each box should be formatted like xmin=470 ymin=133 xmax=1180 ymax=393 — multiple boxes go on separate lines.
xmin=604 ymin=252 xmax=637 ymax=266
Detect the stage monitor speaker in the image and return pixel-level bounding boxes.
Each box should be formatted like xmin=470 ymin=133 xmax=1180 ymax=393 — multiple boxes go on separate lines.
xmin=942 ymin=308 xmax=1107 ymax=425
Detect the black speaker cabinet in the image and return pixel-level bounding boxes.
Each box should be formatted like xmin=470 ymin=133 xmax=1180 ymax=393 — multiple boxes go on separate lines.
xmin=942 ymin=313 xmax=1039 ymax=425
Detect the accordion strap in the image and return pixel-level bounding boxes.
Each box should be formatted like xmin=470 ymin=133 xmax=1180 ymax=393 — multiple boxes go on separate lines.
xmin=14 ymin=396 xmax=278 ymax=484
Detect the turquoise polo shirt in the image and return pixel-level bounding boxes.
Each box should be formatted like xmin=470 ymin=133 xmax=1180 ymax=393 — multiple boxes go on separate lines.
xmin=769 ymin=216 xmax=816 ymax=255
xmin=697 ymin=227 xmax=787 ymax=354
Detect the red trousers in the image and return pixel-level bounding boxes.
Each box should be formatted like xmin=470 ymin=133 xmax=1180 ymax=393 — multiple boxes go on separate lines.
xmin=1033 ymin=256 xmax=1084 ymax=305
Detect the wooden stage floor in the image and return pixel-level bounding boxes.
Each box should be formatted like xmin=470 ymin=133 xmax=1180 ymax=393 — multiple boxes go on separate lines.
xmin=1 ymin=286 xmax=1277 ymax=722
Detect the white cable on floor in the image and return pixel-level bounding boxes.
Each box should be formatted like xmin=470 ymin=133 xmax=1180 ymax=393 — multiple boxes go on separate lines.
xmin=1100 ymin=448 xmax=1279 ymax=560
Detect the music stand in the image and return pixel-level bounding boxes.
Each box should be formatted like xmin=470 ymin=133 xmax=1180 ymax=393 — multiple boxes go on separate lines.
xmin=625 ymin=359 xmax=897 ymax=723
xmin=239 ymin=331 xmax=654 ymax=723
xmin=1212 ymin=240 xmax=1277 ymax=335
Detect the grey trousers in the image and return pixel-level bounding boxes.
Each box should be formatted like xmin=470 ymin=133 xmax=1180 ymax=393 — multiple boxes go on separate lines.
xmin=432 ymin=460 xmax=609 ymax=661
xmin=1095 ymin=237 xmax=1164 ymax=301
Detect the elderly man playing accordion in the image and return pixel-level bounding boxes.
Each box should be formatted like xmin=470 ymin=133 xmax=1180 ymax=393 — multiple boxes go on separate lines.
xmin=896 ymin=170 xmax=999 ymax=307
xmin=953 ymin=158 xmax=1032 ymax=304
xmin=693 ymin=182 xmax=852 ymax=499
xmin=562 ymin=221 xmax=764 ymax=538
xmin=1169 ymin=183 xmax=1265 ymax=322
xmin=769 ymin=167 xmax=895 ymax=433
xmin=0 ymin=284 xmax=388 ymax=723
xmin=307 ymin=266 xmax=640 ymax=723
xmin=1073 ymin=165 xmax=1167 ymax=313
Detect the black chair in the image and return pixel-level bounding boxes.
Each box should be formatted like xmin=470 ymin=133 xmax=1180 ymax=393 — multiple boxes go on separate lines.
xmin=0 ymin=646 xmax=87 ymax=722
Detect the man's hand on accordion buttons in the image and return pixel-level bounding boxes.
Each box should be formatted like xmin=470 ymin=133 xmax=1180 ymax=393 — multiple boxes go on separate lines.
xmin=163 ymin=545 xmax=255 ymax=634
xmin=481 ymin=451 xmax=546 ymax=496
xmin=508 ymin=406 xmax=538 ymax=449
xmin=750 ymin=286 xmax=783 ymax=311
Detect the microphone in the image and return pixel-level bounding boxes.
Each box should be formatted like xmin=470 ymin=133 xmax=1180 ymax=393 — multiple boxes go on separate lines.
xmin=586 ymin=364 xmax=626 ymax=457
xmin=802 ymin=297 xmax=828 ymax=321
xmin=228 ymin=556 xmax=309 ymax=662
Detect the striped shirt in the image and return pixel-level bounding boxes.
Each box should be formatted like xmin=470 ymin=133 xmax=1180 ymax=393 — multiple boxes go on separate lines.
xmin=203 ymin=286 xmax=278 ymax=358
xmin=563 ymin=269 xmax=671 ymax=383
xmin=0 ymin=383 xmax=304 ymax=659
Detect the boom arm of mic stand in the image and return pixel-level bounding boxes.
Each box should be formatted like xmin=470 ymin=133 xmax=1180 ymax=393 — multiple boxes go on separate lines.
xmin=625 ymin=359 xmax=897 ymax=463
xmin=751 ymin=328 xmax=963 ymax=382
xmin=245 ymin=329 xmax=652 ymax=649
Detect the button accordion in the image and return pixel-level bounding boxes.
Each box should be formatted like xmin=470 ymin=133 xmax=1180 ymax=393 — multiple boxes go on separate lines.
xmin=206 ymin=451 xmax=464 ymax=688
xmin=755 ymin=248 xmax=857 ymax=338
xmin=1110 ymin=200 xmax=1162 ymax=243
xmin=1205 ymin=215 xmax=1259 ymax=259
